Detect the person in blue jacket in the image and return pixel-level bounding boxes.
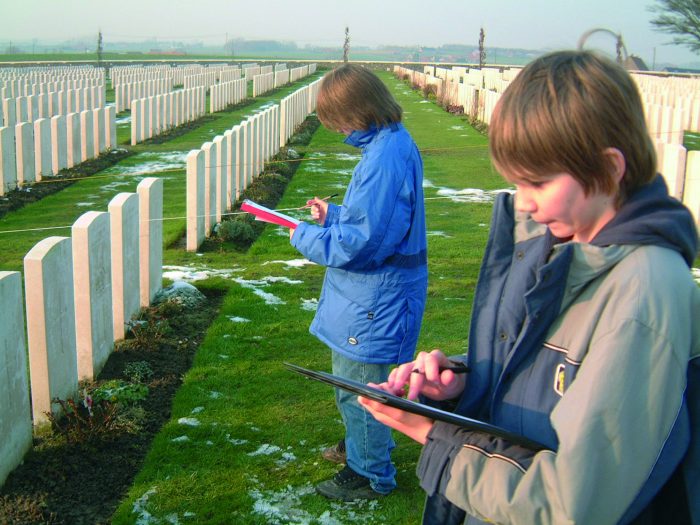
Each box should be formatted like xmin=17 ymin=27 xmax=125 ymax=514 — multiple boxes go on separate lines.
xmin=360 ymin=51 xmax=700 ymax=524
xmin=289 ymin=64 xmax=428 ymax=500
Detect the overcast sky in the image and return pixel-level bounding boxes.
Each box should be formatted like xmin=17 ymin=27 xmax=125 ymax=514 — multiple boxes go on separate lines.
xmin=3 ymin=0 xmax=698 ymax=67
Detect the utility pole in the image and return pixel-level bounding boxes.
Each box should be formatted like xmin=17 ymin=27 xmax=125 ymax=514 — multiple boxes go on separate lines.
xmin=478 ymin=27 xmax=486 ymax=69
xmin=343 ymin=26 xmax=350 ymax=62
xmin=96 ymin=30 xmax=104 ymax=67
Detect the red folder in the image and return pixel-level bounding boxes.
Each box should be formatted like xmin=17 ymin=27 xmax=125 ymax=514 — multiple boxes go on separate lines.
xmin=240 ymin=199 xmax=301 ymax=229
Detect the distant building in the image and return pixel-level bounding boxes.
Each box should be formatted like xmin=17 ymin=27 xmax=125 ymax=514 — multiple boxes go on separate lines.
xmin=662 ymin=66 xmax=700 ymax=75
xmin=623 ymin=55 xmax=648 ymax=71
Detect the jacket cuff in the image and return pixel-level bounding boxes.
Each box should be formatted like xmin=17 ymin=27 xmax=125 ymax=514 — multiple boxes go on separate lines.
xmin=416 ymin=421 xmax=465 ymax=496
xmin=290 ymin=221 xmax=309 ymax=249
xmin=324 ymin=203 xmax=340 ymax=226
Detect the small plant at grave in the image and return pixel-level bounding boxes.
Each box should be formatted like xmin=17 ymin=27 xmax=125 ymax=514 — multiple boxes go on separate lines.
xmin=92 ymin=379 xmax=149 ymax=406
xmin=218 ymin=218 xmax=256 ymax=244
xmin=288 ymin=129 xmax=313 ymax=145
xmin=444 ymin=103 xmax=464 ymax=115
xmin=123 ymin=361 xmax=154 ymax=383
xmin=123 ymin=305 xmax=175 ymax=352
xmin=423 ymin=83 xmax=438 ymax=100
xmin=46 ymin=392 xmax=120 ymax=444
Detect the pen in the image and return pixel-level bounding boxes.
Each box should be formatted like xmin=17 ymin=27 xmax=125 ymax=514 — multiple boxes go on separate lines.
xmin=299 ymin=193 xmax=339 ymax=209
xmin=411 ymin=363 xmax=470 ymax=375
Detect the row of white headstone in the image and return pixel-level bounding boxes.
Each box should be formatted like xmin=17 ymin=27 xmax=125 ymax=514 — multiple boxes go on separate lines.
xmin=252 ymin=72 xmax=275 ymax=97
xmin=209 ymin=78 xmax=247 ymax=113
xmin=280 ymin=78 xmax=321 ymax=148
xmin=1 ymin=74 xmax=104 ymax=98
xmin=187 ymin=78 xmax=322 ymax=251
xmin=1 ymin=85 xmax=105 ymax=127
xmin=254 ymin=63 xmax=317 ymax=98
xmin=290 ymin=64 xmax=313 ymax=83
xmin=0 ymin=106 xmax=117 ymax=195
xmin=114 ymin=78 xmax=173 ymax=112
xmin=130 ymin=86 xmax=206 ymax=145
xmin=186 ymin=104 xmax=280 ymax=250
xmin=1 ymin=78 xmax=104 ymax=101
xmin=111 ymin=65 xmax=190 ymax=89
xmin=393 ymin=65 xmax=700 ymax=226
xmin=275 ymin=68 xmax=290 ymax=88
xmin=417 ymin=64 xmax=700 ymax=146
xmin=0 ymin=176 xmax=163 ymax=487
xmin=184 ymin=71 xmax=219 ymax=90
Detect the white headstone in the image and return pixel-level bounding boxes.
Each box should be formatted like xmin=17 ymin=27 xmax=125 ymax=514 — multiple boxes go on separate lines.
xmin=661 ymin=143 xmax=688 ymax=200
xmin=66 ymin=112 xmax=81 ymax=169
xmin=72 ymin=211 xmax=114 ymax=381
xmin=0 ymin=126 xmax=17 ymax=195
xmin=202 ymin=141 xmax=218 ymax=235
xmin=213 ymin=135 xmax=227 ymax=222
xmin=683 ymin=151 xmax=700 ymax=226
xmin=2 ymin=99 xmax=17 ymax=128
xmin=0 ymin=271 xmax=32 ymax=486
xmin=106 ymin=106 xmax=116 ymax=149
xmin=34 ymin=118 xmax=52 ymax=180
xmin=80 ymin=110 xmax=94 ymax=162
xmin=109 ymin=192 xmax=141 ymax=340
xmin=24 ymin=236 xmax=78 ymax=425
xmin=50 ymin=115 xmax=68 ymax=173
xmin=93 ymin=107 xmax=106 ymax=155
xmin=15 ymin=122 xmax=35 ymax=185
xmin=186 ymin=149 xmax=206 ymax=252
xmin=137 ymin=177 xmax=163 ymax=307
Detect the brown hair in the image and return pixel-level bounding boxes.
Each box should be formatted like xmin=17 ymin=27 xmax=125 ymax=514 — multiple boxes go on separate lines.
xmin=316 ymin=64 xmax=402 ymax=132
xmin=489 ymin=50 xmax=656 ymax=206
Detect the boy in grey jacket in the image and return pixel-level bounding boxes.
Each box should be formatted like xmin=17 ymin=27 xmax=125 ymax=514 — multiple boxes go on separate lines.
xmin=360 ymin=50 xmax=700 ymax=524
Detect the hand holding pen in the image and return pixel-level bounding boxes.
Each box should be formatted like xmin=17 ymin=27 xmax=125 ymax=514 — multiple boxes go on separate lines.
xmin=387 ymin=350 xmax=468 ymax=401
xmin=301 ymin=193 xmax=338 ymax=224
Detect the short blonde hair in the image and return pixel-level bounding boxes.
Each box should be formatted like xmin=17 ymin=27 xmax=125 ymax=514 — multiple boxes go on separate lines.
xmin=489 ymin=50 xmax=656 ymax=206
xmin=316 ymin=64 xmax=402 ymax=132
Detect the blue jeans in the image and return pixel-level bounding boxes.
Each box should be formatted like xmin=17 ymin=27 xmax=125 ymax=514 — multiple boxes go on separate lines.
xmin=332 ymin=350 xmax=396 ymax=494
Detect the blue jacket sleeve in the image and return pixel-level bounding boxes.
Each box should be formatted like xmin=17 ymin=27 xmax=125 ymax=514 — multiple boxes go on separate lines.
xmin=324 ymin=203 xmax=341 ymax=226
xmin=291 ymin=159 xmax=414 ymax=270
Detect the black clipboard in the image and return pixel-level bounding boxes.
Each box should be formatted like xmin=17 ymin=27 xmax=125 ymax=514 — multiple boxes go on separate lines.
xmin=284 ymin=362 xmax=549 ymax=451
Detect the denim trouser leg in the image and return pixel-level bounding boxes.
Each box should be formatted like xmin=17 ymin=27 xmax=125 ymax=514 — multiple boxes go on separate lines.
xmin=332 ymin=350 xmax=397 ymax=494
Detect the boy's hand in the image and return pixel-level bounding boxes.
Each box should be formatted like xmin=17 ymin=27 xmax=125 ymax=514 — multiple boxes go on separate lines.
xmin=388 ymin=349 xmax=467 ymax=401
xmin=358 ymin=387 xmax=434 ymax=444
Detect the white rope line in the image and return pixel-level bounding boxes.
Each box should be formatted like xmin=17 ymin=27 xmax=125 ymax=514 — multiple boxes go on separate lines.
xmin=0 ymin=195 xmax=477 ymax=235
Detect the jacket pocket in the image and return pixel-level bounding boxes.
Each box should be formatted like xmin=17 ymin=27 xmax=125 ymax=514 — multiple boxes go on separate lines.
xmin=313 ymin=270 xmax=379 ymax=356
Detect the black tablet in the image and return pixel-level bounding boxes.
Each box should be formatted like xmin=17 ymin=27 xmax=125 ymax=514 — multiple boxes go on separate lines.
xmin=284 ymin=362 xmax=549 ymax=451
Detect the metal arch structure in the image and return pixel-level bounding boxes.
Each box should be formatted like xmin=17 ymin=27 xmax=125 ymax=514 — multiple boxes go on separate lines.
xmin=577 ymin=27 xmax=629 ymax=63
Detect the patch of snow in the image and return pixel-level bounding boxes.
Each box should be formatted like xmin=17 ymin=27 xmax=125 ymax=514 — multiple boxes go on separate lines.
xmin=435 ymin=187 xmax=514 ymax=203
xmin=132 ymin=487 xmax=158 ymax=525
xmin=301 ymin=298 xmax=318 ymax=311
xmin=262 ymin=258 xmax=316 ymax=268
xmin=248 ymin=444 xmax=282 ymax=456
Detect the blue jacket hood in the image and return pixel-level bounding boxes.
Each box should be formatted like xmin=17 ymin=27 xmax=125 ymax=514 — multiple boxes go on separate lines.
xmin=344 ymin=123 xmax=400 ymax=149
xmin=593 ymin=175 xmax=698 ymax=266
